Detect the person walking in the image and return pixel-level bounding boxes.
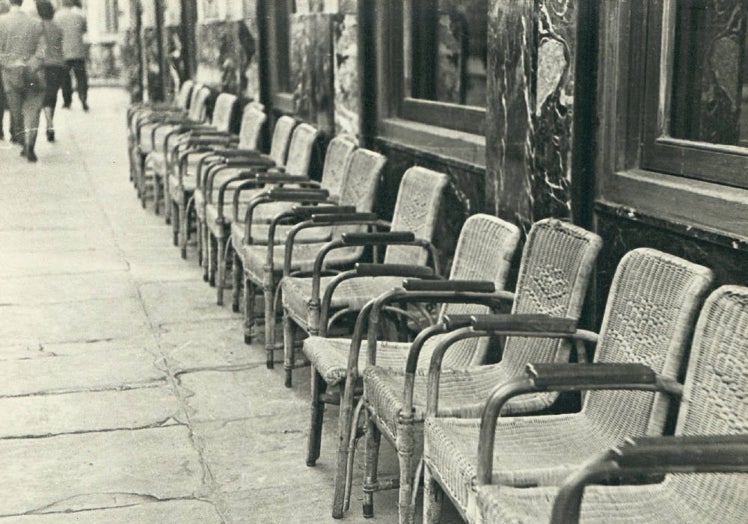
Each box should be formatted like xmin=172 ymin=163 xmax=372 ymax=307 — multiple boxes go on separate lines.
xmin=55 ymin=0 xmax=88 ymax=111
xmin=37 ymin=0 xmax=64 ymax=142
xmin=0 ymin=0 xmax=45 ymax=161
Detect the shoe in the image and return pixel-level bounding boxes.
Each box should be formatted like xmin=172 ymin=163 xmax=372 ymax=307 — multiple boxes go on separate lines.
xmin=0 ymin=131 xmax=4 ymax=140
xmin=26 ymin=150 xmax=37 ymax=162
xmin=82 ymin=102 xmax=89 ymax=112
xmin=19 ymin=148 xmax=25 ymax=157
xmin=46 ymin=130 xmax=55 ymax=142
xmin=62 ymin=104 xmax=70 ymax=109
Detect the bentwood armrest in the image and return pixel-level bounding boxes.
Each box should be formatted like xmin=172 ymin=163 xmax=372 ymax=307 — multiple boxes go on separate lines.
xmin=342 ymin=231 xmax=415 ymax=245
xmin=310 ymin=212 xmax=380 ymax=224
xmin=354 ymin=263 xmax=434 ymax=278
xmin=402 ymin=279 xmax=497 ymax=293
xmin=474 ymin=362 xmax=684 ymax=486
xmin=254 ymin=174 xmax=314 ymax=185
xmin=210 ymin=148 xmax=259 ymax=157
xmin=470 ymin=314 xmax=577 ymax=334
xmin=292 ymin=205 xmax=356 ymax=219
xmin=550 ymin=435 xmax=748 ymax=524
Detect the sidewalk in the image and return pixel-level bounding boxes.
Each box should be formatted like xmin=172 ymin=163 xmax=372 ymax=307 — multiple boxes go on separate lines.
xmin=0 ymin=89 xmax=435 ymax=523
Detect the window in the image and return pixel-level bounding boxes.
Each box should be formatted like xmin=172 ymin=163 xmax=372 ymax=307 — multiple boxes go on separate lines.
xmin=641 ymin=0 xmax=748 ymax=188
xmin=377 ymin=0 xmax=488 ymax=137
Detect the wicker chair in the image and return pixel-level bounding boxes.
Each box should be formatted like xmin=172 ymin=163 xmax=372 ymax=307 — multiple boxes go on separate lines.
xmin=164 ymin=93 xmax=240 ymax=257
xmin=351 ymin=219 xmax=602 ymax=523
xmin=237 ymin=146 xmax=386 ymax=365
xmin=420 ymin=248 xmax=714 ymax=523
xmin=192 ymin=102 xmax=268 ymax=272
xmin=222 ymin=133 xmax=353 ymax=306
xmin=279 ymin=166 xmax=449 ymax=388
xmin=473 ymin=285 xmax=748 ymax=524
xmin=137 ymin=84 xmax=212 ymax=210
xmin=302 ymin=214 xmax=523 ymax=519
xmin=201 ymin=115 xmax=296 ymax=286
xmin=127 ymin=79 xmax=194 ymax=186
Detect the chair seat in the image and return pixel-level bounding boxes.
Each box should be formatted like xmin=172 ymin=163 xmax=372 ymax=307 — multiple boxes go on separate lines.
xmin=474 ymin=476 xmax=729 ymax=524
xmin=423 ymin=413 xmax=618 ymax=511
xmin=169 ymin=174 xmax=196 ymax=202
xmin=281 ymin=275 xmax=403 ymax=328
xmin=240 ymin=239 xmax=350 ymax=281
xmin=146 ymin=152 xmax=166 ymax=177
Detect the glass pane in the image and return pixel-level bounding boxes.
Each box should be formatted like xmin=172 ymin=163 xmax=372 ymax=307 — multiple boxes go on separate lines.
xmin=403 ymin=0 xmax=487 ymax=107
xmin=670 ymin=0 xmax=748 ymax=147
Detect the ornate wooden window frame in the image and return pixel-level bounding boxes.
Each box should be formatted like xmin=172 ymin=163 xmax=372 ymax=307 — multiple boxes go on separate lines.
xmin=596 ymin=0 xmax=748 ymax=240
xmin=371 ymin=0 xmax=487 ymax=166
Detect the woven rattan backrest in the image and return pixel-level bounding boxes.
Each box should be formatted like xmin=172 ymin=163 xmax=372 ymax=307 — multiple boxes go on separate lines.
xmin=237 ymin=104 xmax=267 ymax=150
xmin=384 ymin=167 xmax=448 ymax=266
xmin=269 ymin=116 xmax=297 ymax=166
xmin=187 ymin=86 xmax=211 ymax=122
xmin=283 ymin=123 xmax=320 ymax=177
xmin=669 ymin=285 xmax=748 ymax=518
xmin=436 ymin=215 xmax=521 ymax=368
xmin=211 ymin=93 xmax=238 ymax=132
xmin=329 ymin=148 xmax=386 ymax=244
xmin=176 ymin=80 xmax=194 ymax=110
xmin=501 ymin=219 xmax=602 ymax=373
xmin=319 ymin=136 xmax=357 ymax=199
xmin=585 ymin=248 xmax=713 ymax=439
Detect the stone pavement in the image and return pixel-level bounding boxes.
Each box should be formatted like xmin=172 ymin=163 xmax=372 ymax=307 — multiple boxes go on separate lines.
xmin=0 ymin=89 xmax=462 ymax=523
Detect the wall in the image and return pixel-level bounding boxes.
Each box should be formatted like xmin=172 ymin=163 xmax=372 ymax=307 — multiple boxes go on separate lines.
xmin=485 ymin=0 xmax=576 ymax=233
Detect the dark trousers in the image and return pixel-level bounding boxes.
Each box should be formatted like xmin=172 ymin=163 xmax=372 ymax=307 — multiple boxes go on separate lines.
xmin=61 ymin=58 xmax=88 ymax=107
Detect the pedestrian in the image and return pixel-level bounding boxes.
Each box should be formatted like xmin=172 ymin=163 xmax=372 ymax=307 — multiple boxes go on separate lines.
xmin=0 ymin=0 xmax=45 ymax=161
xmin=55 ymin=0 xmax=88 ymax=111
xmin=0 ymin=0 xmax=10 ymax=141
xmin=36 ymin=0 xmax=64 ymax=142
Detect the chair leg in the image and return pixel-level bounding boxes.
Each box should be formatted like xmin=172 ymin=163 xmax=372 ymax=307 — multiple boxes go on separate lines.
xmin=153 ymin=175 xmax=161 ymax=215
xmin=208 ymin=234 xmax=217 ymax=286
xmin=306 ymin=366 xmax=327 ymax=467
xmin=179 ymin=196 xmax=191 ymax=259
xmin=197 ymin=220 xmax=203 ymax=266
xmin=283 ymin=310 xmax=296 ymax=388
xmin=332 ymin=378 xmax=357 ymax=519
xmin=171 ymin=200 xmax=179 ymax=247
xmin=216 ymin=234 xmax=226 ymax=305
xmin=396 ymin=415 xmax=417 ymax=524
xmin=232 ymin=250 xmax=242 ymax=313
xmin=362 ymin=410 xmax=382 ymax=518
xmin=423 ymin=465 xmax=444 ymax=524
xmin=264 ymin=271 xmax=276 ymax=370
xmin=244 ymin=273 xmax=256 ymax=346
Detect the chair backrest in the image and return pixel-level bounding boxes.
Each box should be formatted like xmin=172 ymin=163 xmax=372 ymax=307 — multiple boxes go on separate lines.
xmin=187 ymin=85 xmax=212 ymax=122
xmin=269 ymin=116 xmax=297 ymax=166
xmin=669 ymin=285 xmax=748 ymax=519
xmin=500 ymin=219 xmax=602 ymax=378
xmin=237 ymin=103 xmax=267 ymax=150
xmin=433 ymin=215 xmax=521 ymax=368
xmin=175 ymin=80 xmax=194 ymax=110
xmin=283 ymin=123 xmax=320 ymax=177
xmin=210 ymin=93 xmax=238 ymax=133
xmin=585 ymin=248 xmax=713 ymax=439
xmin=383 ymin=167 xmax=449 ymax=266
xmin=319 ymin=135 xmax=357 ymax=200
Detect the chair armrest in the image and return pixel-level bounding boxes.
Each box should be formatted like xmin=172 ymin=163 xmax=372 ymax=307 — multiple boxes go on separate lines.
xmin=527 ymin=362 xmax=656 ymax=388
xmin=224 ymin=157 xmax=275 ymax=167
xmin=470 ymin=314 xmax=577 ymax=334
xmin=266 ymin=188 xmax=329 ymax=201
xmin=402 ymin=279 xmax=496 ymax=293
xmin=214 ymin=148 xmax=263 ymax=158
xmin=292 ymin=205 xmax=356 ymax=219
xmin=342 ymin=231 xmax=415 ymax=245
xmin=355 ymin=263 xmax=434 ymax=278
xmin=550 ymin=435 xmax=748 ymax=524
xmin=475 ymin=362 xmax=685 ymax=486
xmin=311 ymin=212 xmax=379 ymax=224
xmin=255 ymin=174 xmax=312 ymax=184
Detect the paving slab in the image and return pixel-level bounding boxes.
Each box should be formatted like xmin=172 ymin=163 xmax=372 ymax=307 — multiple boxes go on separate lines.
xmin=0 ymin=250 xmax=127 ymax=278
xmin=0 ymin=499 xmax=222 ymax=523
xmin=0 ymin=230 xmax=116 ymax=253
xmin=177 ymin=369 xmax=307 ymax=423
xmin=139 ymin=280 xmax=237 ymax=324
xmin=0 ymin=341 xmax=165 ymax=396
xmin=0 ymin=271 xmax=135 ymax=306
xmin=0 ymin=297 xmax=149 ymax=345
xmin=0 ymin=426 xmax=204 ymax=516
xmin=158 ymin=319 xmax=264 ymax=373
xmin=0 ymin=386 xmax=181 ymax=438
